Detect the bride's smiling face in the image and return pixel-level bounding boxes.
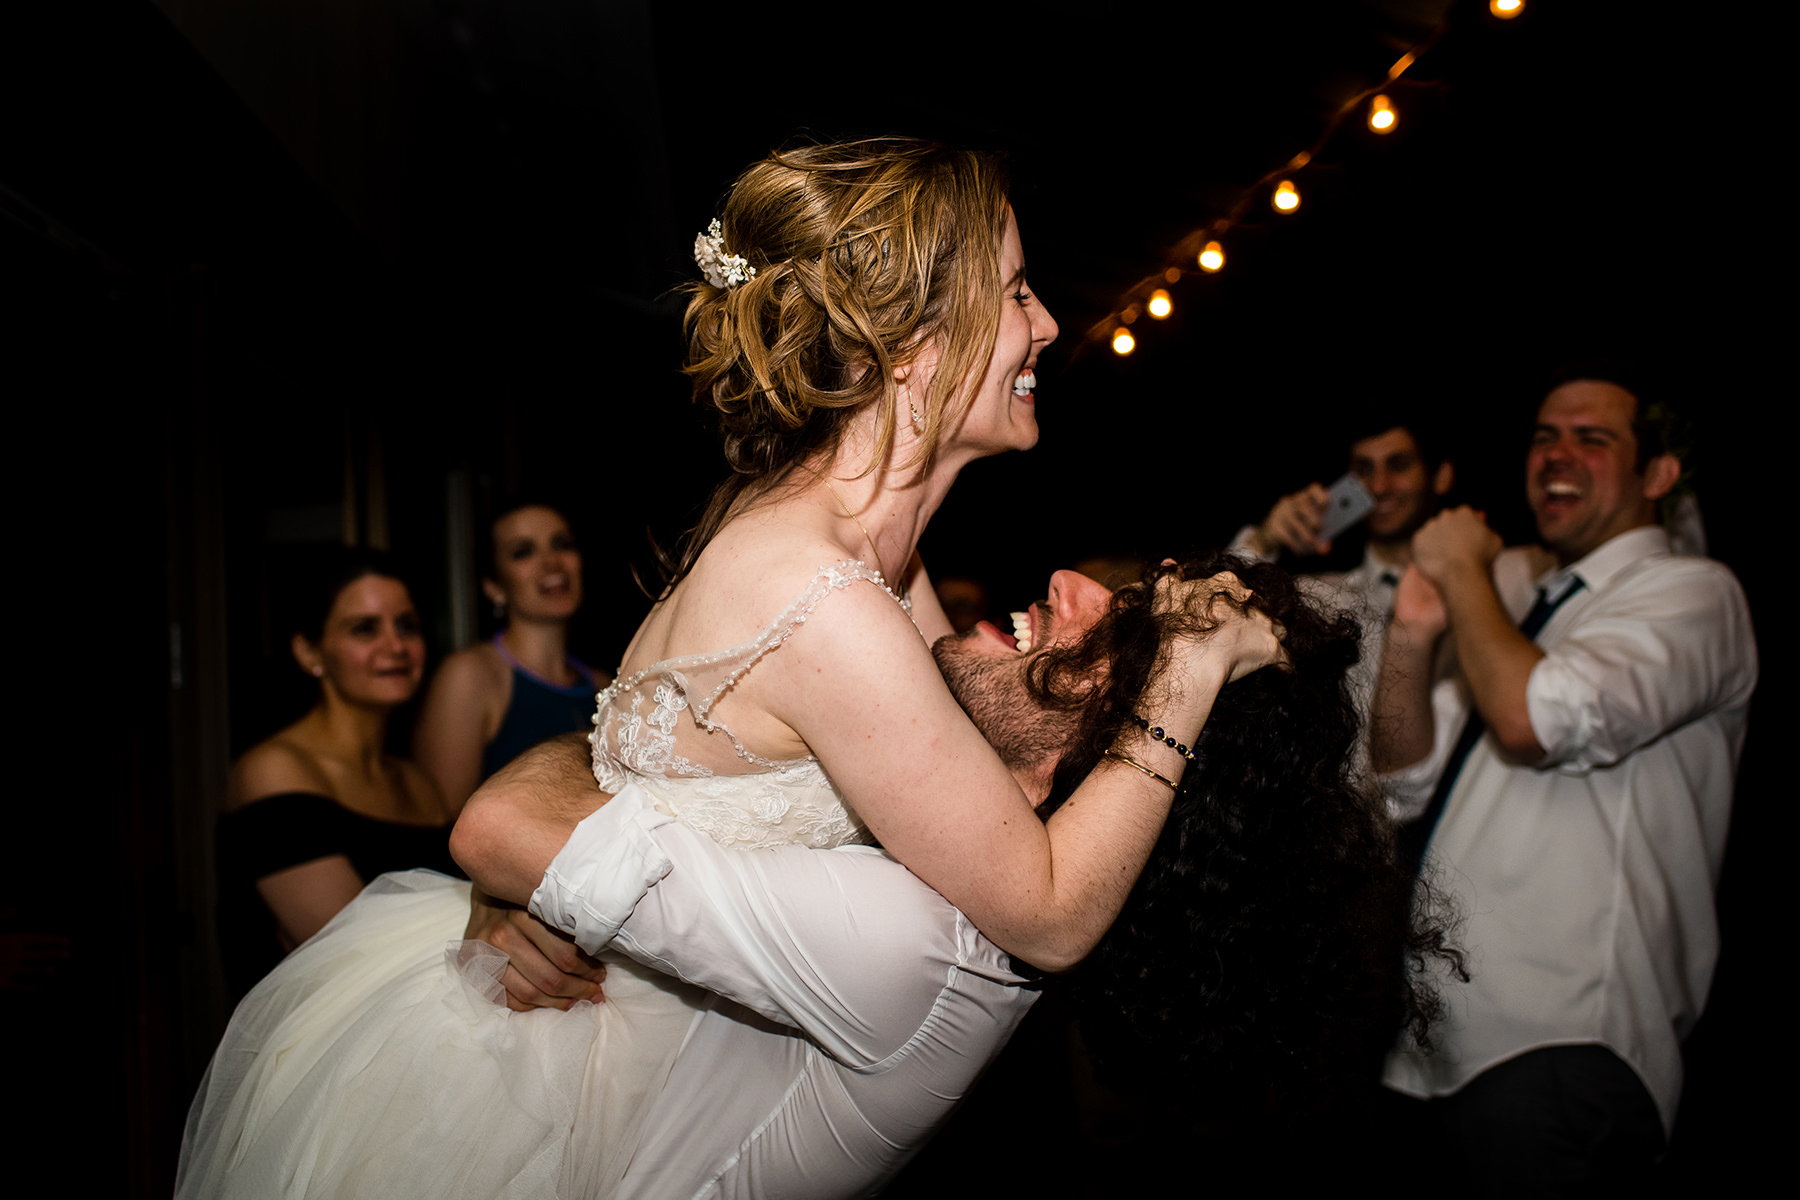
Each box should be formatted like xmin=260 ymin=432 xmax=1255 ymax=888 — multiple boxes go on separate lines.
xmin=935 ymin=211 xmax=1058 ymax=458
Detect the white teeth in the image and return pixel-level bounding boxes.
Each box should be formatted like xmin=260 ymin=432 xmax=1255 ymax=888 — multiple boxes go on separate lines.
xmin=1009 ymin=611 xmax=1034 ymax=654
xmin=1545 ymin=482 xmax=1580 ymax=496
xmin=1013 ymin=370 xmax=1036 ymax=397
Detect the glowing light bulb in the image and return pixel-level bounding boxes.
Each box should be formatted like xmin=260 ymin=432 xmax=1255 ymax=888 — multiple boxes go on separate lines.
xmin=1273 ymin=180 xmax=1300 ymax=213
xmin=1112 ymin=328 xmax=1136 ymax=356
xmin=1147 ymin=289 xmax=1172 ymax=319
xmin=1490 ymin=0 xmax=1522 ymax=17
xmin=1369 ymin=94 xmax=1396 ymax=133
xmin=1198 ymin=241 xmax=1225 ymax=272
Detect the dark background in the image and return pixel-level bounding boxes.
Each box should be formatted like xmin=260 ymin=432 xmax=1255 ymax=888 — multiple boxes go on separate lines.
xmin=2 ymin=1 xmax=1781 ymax=1192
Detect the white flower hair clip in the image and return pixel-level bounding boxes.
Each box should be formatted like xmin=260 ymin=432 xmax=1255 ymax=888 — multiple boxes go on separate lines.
xmin=694 ymin=218 xmax=756 ymax=289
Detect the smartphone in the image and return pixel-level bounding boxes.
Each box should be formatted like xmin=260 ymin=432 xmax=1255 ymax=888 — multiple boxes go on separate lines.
xmin=1319 ymin=473 xmax=1376 ymax=543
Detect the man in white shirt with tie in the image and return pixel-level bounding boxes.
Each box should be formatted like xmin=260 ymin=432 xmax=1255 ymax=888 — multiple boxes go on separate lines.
xmin=1371 ymin=367 xmax=1757 ymax=1191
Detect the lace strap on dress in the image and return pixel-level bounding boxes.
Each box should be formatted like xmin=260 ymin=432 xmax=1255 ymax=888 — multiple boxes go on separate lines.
xmin=591 ymin=559 xmax=916 ymax=778
xmin=689 ymin=559 xmax=915 ymax=731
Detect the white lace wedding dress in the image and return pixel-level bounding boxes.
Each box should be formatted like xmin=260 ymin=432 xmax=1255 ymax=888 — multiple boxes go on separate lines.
xmin=177 ymin=562 xmax=899 ymax=1199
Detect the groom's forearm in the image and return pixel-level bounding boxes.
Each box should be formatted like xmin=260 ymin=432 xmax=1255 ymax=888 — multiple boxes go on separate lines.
xmin=450 ymin=733 xmax=611 ymax=906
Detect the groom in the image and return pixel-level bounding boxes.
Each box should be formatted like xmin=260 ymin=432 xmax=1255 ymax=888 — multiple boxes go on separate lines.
xmin=452 ymin=564 xmax=1133 ymax=1197
xmin=453 ymin=554 xmax=1407 ymax=1196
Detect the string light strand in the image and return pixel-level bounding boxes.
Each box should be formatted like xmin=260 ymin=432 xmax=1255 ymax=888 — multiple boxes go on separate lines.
xmin=1083 ymin=12 xmax=1466 ymax=358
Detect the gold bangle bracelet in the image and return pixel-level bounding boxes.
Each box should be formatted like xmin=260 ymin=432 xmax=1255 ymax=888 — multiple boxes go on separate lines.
xmin=1103 ymin=750 xmax=1178 ymax=793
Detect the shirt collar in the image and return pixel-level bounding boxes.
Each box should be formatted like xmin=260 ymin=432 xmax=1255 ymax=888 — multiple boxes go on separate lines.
xmin=1364 ymin=542 xmax=1405 ymax=589
xmin=1535 ymin=524 xmax=1670 ymax=597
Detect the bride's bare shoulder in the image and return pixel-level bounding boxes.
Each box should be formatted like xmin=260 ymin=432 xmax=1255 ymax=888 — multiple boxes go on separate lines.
xmin=628 ymin=522 xmax=862 ymax=665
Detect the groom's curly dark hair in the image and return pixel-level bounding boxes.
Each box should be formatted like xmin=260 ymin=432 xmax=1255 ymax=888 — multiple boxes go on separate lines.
xmin=1031 ymin=551 xmax=1463 ymax=1114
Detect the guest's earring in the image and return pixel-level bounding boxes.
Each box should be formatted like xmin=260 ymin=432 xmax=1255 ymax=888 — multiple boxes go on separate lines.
xmin=311 ymin=665 xmax=324 ymax=677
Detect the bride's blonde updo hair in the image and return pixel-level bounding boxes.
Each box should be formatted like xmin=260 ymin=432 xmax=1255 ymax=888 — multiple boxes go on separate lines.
xmin=670 ymin=137 xmax=1011 ymax=580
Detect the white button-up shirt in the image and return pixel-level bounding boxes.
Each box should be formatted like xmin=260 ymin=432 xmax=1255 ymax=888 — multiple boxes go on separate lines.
xmin=1381 ymin=526 xmax=1757 ymax=1133
xmin=533 ymin=782 xmax=1039 ymax=1199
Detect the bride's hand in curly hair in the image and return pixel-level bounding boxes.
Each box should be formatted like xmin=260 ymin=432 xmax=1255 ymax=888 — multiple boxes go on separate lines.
xmin=1154 ymin=570 xmax=1289 ymax=685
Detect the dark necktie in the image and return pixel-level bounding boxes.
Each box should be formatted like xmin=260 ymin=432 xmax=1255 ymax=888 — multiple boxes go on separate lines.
xmin=1396 ymin=577 xmax=1586 ymax=875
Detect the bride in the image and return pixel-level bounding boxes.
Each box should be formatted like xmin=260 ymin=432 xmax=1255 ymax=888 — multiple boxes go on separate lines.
xmin=179 ymin=138 xmax=1274 ymax=1197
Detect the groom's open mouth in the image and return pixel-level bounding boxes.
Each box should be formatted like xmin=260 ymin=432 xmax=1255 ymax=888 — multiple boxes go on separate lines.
xmin=1009 ymin=608 xmax=1038 ymax=653
xmin=973 ymin=604 xmax=1045 ymax=654
xmin=973 ymin=620 xmax=1015 ymax=650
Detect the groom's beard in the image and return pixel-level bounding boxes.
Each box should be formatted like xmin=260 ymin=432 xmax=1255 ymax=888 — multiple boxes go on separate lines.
xmin=932 ymin=632 xmax=1073 ymax=777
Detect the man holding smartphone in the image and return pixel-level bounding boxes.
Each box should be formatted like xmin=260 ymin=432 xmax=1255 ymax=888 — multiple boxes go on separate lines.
xmin=1230 ymin=415 xmax=1457 ymax=764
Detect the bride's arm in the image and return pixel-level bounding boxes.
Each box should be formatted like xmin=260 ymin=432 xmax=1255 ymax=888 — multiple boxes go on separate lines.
xmin=458 ymin=576 xmax=1281 ymax=975
xmin=763 ymin=573 xmax=1279 ymax=972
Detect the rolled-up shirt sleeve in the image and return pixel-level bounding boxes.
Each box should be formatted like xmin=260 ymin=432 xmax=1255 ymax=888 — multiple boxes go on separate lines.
xmin=530 ymin=785 xmax=676 ymax=954
xmin=1526 ymin=558 xmax=1757 ymax=772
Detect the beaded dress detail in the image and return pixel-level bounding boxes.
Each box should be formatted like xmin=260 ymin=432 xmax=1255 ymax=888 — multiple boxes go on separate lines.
xmin=590 ymin=560 xmax=911 ymax=851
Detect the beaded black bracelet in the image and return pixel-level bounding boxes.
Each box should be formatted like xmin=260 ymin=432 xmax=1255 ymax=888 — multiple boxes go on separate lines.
xmin=1131 ymin=714 xmax=1198 ymax=761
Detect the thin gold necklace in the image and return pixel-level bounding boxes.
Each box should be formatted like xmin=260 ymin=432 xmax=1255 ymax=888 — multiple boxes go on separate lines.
xmin=826 ymin=481 xmax=887 ymax=581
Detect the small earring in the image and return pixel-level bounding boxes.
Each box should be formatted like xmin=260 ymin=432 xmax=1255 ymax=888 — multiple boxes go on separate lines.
xmin=311 ymin=665 xmax=324 ymax=677
xmin=901 ymin=382 xmax=922 ymax=428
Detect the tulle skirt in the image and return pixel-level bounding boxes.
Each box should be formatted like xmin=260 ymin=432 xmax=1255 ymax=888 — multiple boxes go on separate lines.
xmin=177 ymin=870 xmax=707 ymax=1199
